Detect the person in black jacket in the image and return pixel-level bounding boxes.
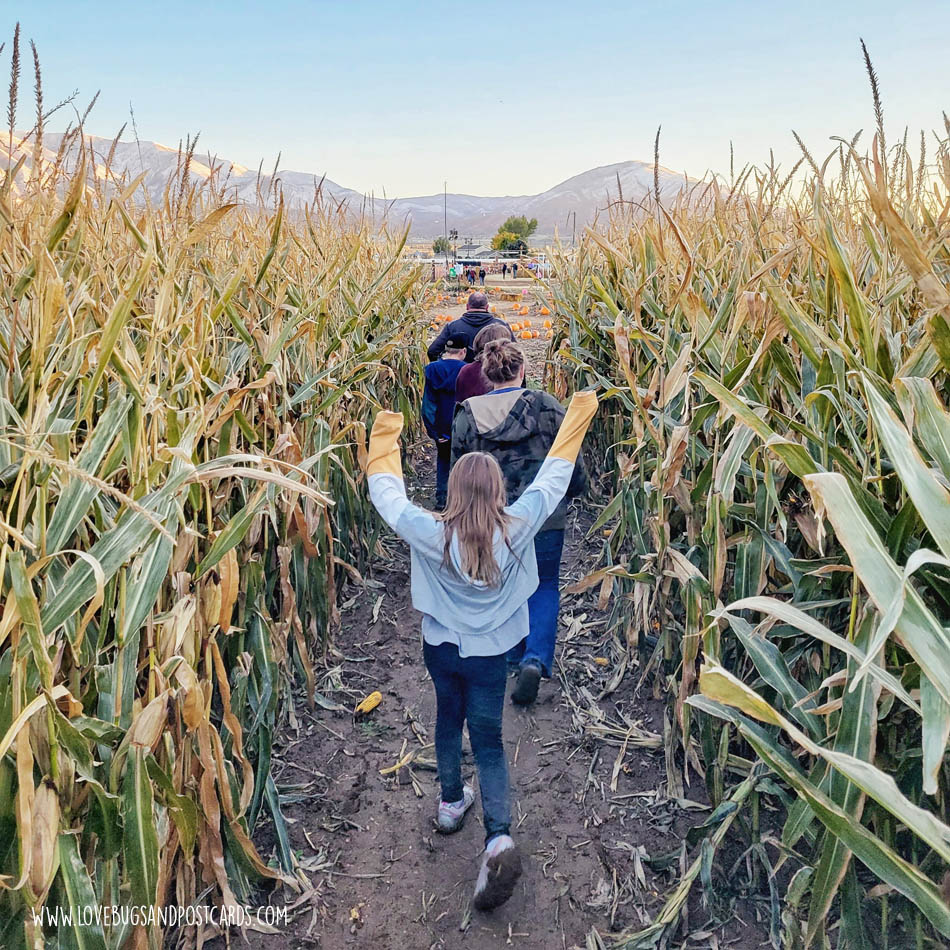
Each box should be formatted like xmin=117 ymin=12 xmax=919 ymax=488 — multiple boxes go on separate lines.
xmin=428 ymin=292 xmax=513 ymax=362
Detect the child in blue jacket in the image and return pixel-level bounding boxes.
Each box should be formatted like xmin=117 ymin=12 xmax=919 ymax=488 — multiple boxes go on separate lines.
xmin=366 ymin=390 xmax=597 ymax=911
xmin=422 ymin=331 xmax=467 ymax=508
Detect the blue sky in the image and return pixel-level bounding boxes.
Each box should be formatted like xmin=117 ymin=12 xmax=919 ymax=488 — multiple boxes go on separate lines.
xmin=4 ymin=1 xmax=948 ymax=196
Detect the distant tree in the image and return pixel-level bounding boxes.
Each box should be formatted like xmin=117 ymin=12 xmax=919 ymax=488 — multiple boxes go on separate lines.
xmin=500 ymin=215 xmax=538 ymax=239
xmin=432 ymin=235 xmax=451 ymax=255
xmin=492 ymin=215 xmax=537 ymax=251
xmin=491 ymin=230 xmax=526 ymax=252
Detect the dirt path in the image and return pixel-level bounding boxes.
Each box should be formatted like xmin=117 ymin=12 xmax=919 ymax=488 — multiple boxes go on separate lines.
xmin=427 ymin=282 xmax=553 ymax=379
xmin=216 ymin=294 xmax=773 ymax=949
xmin=242 ymin=471 xmax=668 ymax=950
xmin=222 ymin=445 xmax=773 ymax=950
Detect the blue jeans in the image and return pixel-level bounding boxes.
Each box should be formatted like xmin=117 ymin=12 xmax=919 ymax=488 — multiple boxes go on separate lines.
xmin=422 ymin=640 xmax=511 ymax=842
xmin=434 ymin=439 xmax=451 ymax=508
xmin=507 ymin=528 xmax=564 ymax=677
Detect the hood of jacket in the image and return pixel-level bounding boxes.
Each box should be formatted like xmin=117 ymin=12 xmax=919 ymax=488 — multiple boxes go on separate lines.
xmin=459 ymin=309 xmax=497 ymax=328
xmin=465 ymin=389 xmax=539 ymax=442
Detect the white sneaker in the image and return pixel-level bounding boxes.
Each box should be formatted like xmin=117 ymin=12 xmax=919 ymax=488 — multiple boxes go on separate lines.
xmin=436 ymin=784 xmax=475 ymax=834
xmin=473 ymin=834 xmax=522 ymax=911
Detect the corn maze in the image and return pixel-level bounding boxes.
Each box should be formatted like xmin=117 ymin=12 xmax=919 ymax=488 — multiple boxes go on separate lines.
xmin=0 ymin=107 xmax=424 ymax=946
xmin=548 ymin=117 xmax=950 ymax=946
xmin=3 ymin=25 xmax=950 ymax=949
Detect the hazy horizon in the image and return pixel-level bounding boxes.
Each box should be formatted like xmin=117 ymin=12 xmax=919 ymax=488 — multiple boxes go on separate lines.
xmin=5 ymin=1 xmax=949 ymax=197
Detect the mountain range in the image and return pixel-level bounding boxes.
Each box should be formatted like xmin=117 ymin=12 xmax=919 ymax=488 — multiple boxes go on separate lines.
xmin=3 ymin=132 xmax=693 ymax=240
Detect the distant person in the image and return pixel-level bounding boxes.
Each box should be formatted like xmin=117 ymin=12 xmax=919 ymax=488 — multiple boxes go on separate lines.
xmin=479 ymin=266 xmax=486 ymax=286
xmin=452 ymin=340 xmax=590 ymax=705
xmin=428 ymin=291 xmax=513 ymax=362
xmin=469 ymin=268 xmax=476 ymax=286
xmin=423 ymin=332 xmax=468 ymax=508
xmin=367 ymin=392 xmax=599 ymax=911
xmin=455 ymin=323 xmax=511 ymax=404
xmin=512 ymin=262 xmax=518 ymax=278
xmin=502 ymin=262 xmax=508 ymax=279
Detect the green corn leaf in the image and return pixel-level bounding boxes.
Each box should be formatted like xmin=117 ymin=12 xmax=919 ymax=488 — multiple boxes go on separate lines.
xmin=264 ymin=773 xmax=294 ymax=872
xmin=9 ymin=551 xmax=54 ymax=690
xmin=926 ymin=312 xmax=950 ymax=374
xmin=41 ymin=468 xmax=192 ymax=635
xmin=693 ymin=671 xmax=950 ymax=938
xmin=921 ymin=676 xmax=950 ymax=799
xmin=117 ymin=529 xmax=175 ymax=647
xmin=195 ymin=486 xmax=266 ymax=579
xmin=821 ymin=211 xmax=876 ymax=374
xmin=699 ymin=666 xmax=950 ymax=870
xmin=725 ymin=612 xmax=822 ymax=738
xmin=57 ymin=834 xmax=108 ymax=950
xmin=122 ymin=747 xmax=159 ymax=911
xmin=804 ymin=473 xmax=950 ymax=710
xmin=146 ymin=756 xmax=199 ymax=856
xmin=806 ymin=617 xmax=879 ymax=947
xmin=839 ymin=863 xmax=872 ymax=950
xmin=45 ymin=395 xmax=132 ymax=552
xmin=865 ymin=381 xmax=950 ymax=559
xmin=719 ymin=600 xmax=918 ymax=714
xmin=896 ymin=377 xmax=950 ymax=480
xmin=80 ymin=250 xmax=155 ymax=417
xmin=694 ymin=371 xmax=819 ymax=478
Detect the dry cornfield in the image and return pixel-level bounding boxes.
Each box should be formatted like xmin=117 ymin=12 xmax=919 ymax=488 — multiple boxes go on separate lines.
xmin=5 ymin=22 xmax=950 ymax=950
xmin=0 ymin=36 xmax=426 ymax=947
xmin=548 ymin=105 xmax=950 ymax=946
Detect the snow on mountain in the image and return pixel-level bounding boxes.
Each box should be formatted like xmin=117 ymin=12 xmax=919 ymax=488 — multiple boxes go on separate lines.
xmin=3 ymin=132 xmax=692 ymax=239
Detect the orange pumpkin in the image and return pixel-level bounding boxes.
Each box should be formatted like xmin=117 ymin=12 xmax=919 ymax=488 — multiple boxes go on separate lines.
xmin=519 ymin=330 xmax=531 ymax=339
xmin=543 ymin=319 xmax=552 ymax=329
xmin=540 ymin=306 xmax=551 ymax=316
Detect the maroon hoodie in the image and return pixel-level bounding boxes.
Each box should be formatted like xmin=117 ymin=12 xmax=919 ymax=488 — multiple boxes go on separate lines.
xmin=454 ymin=359 xmax=492 ymax=404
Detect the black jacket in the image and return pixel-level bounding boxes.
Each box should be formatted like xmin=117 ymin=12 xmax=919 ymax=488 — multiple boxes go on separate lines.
xmin=427 ymin=310 xmax=513 ymax=362
xmin=452 ymin=389 xmax=589 ymax=531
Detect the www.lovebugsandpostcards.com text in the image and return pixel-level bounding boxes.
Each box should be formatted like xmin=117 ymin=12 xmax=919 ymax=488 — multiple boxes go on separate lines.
xmin=32 ymin=903 xmax=288 ymax=929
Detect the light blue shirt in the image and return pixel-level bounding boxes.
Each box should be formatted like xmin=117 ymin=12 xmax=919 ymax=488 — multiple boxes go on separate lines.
xmin=368 ymin=457 xmax=574 ymax=657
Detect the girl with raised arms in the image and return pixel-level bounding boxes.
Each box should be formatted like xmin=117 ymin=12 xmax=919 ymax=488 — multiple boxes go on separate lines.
xmin=365 ymin=389 xmax=598 ymax=910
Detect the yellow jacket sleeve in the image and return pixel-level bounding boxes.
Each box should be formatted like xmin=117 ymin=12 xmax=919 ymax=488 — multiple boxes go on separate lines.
xmin=548 ymin=390 xmax=598 ymax=462
xmin=366 ymin=411 xmax=404 ymax=477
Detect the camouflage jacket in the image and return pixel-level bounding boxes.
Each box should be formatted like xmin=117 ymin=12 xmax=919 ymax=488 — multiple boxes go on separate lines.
xmin=451 ymin=388 xmax=589 ymax=531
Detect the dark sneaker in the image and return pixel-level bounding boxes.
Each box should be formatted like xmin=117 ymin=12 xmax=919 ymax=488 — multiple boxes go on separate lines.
xmin=511 ymin=662 xmax=541 ymax=706
xmin=473 ymin=835 xmax=522 ymax=911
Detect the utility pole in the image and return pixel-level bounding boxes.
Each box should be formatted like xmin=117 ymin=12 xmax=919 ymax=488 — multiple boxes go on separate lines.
xmin=443 ymin=180 xmax=448 ymax=267
xmin=572 ymin=210 xmax=577 ymax=248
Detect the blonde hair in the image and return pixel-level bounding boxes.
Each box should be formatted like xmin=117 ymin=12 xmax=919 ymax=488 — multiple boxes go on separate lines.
xmin=440 ymin=453 xmax=510 ymax=587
